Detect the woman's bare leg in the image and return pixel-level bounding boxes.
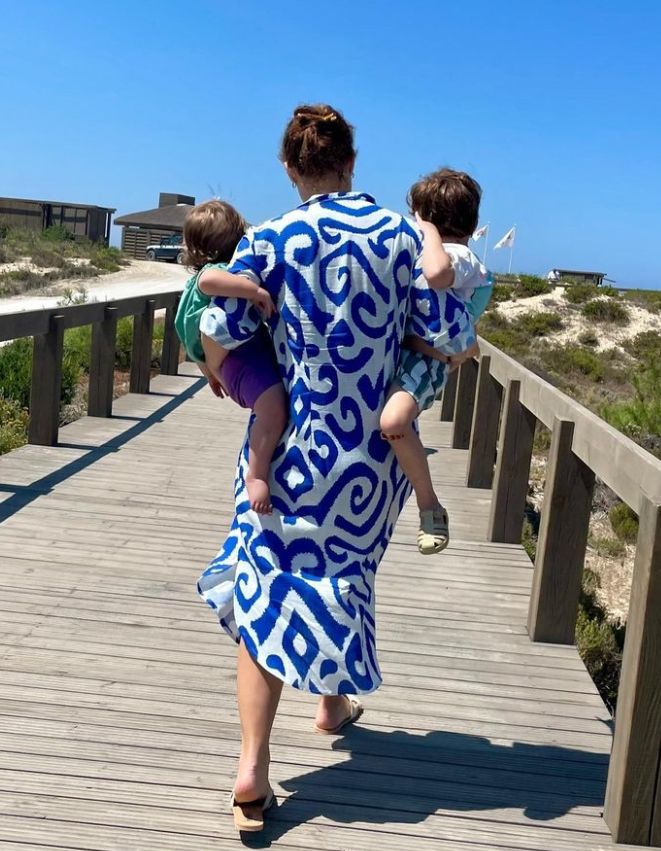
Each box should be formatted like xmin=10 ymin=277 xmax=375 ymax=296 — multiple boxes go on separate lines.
xmin=247 ymin=384 xmax=288 ymax=514
xmin=380 ymin=386 xmax=440 ymax=511
xmin=234 ymin=641 xmax=283 ymax=807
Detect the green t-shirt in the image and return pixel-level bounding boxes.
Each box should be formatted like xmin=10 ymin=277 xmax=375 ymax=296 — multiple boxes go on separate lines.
xmin=174 ymin=262 xmax=227 ymax=363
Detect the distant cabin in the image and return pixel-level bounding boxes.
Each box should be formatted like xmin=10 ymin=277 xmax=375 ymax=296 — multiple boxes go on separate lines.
xmin=0 ymin=196 xmax=115 ymax=244
xmin=114 ymin=192 xmax=195 ymax=259
xmin=547 ymin=269 xmax=607 ymax=286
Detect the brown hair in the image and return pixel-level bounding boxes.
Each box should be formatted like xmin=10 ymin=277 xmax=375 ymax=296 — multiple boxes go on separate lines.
xmin=280 ymin=104 xmax=356 ymax=179
xmin=183 ymin=200 xmax=247 ymax=270
xmin=408 ymin=168 xmax=482 ymax=240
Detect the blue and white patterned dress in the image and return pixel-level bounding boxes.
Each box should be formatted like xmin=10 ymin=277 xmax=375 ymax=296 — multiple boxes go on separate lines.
xmin=198 ymin=192 xmax=474 ymax=695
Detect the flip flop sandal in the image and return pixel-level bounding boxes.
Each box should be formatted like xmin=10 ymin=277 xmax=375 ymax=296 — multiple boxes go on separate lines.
xmin=230 ymin=786 xmax=275 ymax=832
xmin=418 ymin=504 xmax=450 ymax=555
xmin=314 ymin=695 xmax=364 ymax=735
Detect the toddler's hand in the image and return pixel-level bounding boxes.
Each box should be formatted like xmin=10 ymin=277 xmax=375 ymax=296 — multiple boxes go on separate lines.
xmin=207 ymin=372 xmax=225 ymax=398
xmin=251 ymin=287 xmax=276 ymax=318
xmin=415 ymin=211 xmax=442 ymax=240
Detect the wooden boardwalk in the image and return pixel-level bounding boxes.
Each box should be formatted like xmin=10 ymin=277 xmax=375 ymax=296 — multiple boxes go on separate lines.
xmin=0 ymin=363 xmax=640 ymax=850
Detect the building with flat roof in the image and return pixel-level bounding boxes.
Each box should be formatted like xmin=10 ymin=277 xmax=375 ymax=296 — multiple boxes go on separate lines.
xmin=114 ymin=193 xmax=195 ymax=259
xmin=0 ymin=196 xmax=115 ymax=244
xmin=547 ymin=268 xmax=607 ymax=286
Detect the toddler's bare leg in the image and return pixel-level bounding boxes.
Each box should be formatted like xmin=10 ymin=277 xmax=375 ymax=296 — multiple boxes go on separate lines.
xmin=380 ymin=386 xmax=440 ymax=512
xmin=201 ymin=333 xmax=228 ymax=379
xmin=247 ymin=384 xmax=288 ymax=515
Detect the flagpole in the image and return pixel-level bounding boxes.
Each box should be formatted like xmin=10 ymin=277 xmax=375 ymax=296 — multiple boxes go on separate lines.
xmin=483 ymin=224 xmax=489 ymax=266
xmin=508 ymin=225 xmax=516 ymax=275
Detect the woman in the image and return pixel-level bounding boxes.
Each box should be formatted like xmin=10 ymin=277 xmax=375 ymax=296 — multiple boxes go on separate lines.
xmin=197 ymin=104 xmax=475 ymax=831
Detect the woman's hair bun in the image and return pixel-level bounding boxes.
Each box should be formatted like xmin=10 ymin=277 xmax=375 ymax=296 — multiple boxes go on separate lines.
xmin=281 ymin=104 xmax=355 ymax=179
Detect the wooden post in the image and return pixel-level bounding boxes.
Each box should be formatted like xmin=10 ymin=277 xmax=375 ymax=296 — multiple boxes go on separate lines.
xmin=527 ymin=418 xmax=595 ymax=644
xmin=452 ymin=359 xmax=479 ymax=449
xmin=88 ymin=306 xmax=118 ymax=417
xmin=488 ymin=379 xmax=536 ymax=543
xmin=160 ymin=299 xmax=180 ymax=376
xmin=28 ymin=314 xmax=64 ymax=446
xmin=439 ymin=368 xmax=458 ymax=421
xmin=604 ymin=496 xmax=661 ymax=846
xmin=129 ymin=299 xmax=155 ymax=394
xmin=466 ymin=356 xmax=503 ymax=488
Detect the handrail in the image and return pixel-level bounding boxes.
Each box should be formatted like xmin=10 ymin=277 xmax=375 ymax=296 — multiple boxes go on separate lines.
xmin=478 ymin=337 xmax=661 ymax=513
xmin=0 ymin=285 xmax=185 ymax=445
xmin=447 ymin=339 xmax=661 ymax=847
xmin=0 ymin=287 xmax=184 ymax=343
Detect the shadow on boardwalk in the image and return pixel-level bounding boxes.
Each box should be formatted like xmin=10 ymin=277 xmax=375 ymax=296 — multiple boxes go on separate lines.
xmin=243 ymin=726 xmax=609 ymax=847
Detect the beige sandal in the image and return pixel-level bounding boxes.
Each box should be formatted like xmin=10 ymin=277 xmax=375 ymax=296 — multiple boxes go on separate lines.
xmin=230 ymin=786 xmax=275 ymax=832
xmin=418 ymin=504 xmax=450 ymax=555
xmin=314 ymin=695 xmax=364 ymax=735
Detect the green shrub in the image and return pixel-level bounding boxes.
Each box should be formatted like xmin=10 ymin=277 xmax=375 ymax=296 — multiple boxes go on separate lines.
xmin=518 ymin=310 xmax=563 ymax=337
xmin=578 ymin=330 xmax=599 ymax=347
xmin=590 ymin=535 xmax=626 ymax=558
xmin=0 ymin=337 xmax=81 ymax=411
xmin=565 ymin=283 xmax=599 ymax=304
xmin=533 ymin=423 xmax=551 ymax=453
xmin=521 ymin=519 xmax=537 ymax=561
xmin=491 ymin=284 xmax=514 ymax=304
xmin=609 ymin=502 xmax=639 ymax=543
xmin=581 ymin=298 xmax=630 ymax=324
xmin=0 ymin=396 xmax=28 ymax=455
xmin=622 ymin=289 xmax=661 ymax=314
xmin=600 ymin=285 xmax=618 ymax=297
xmin=624 ymin=330 xmax=661 ymax=363
xmin=538 ymin=343 xmax=604 ymax=382
xmin=575 ymin=606 xmax=622 ymax=712
xmin=90 ymin=245 xmax=126 ymax=272
xmin=515 ymin=275 xmax=551 ymax=297
xmin=602 ymin=359 xmax=661 ymax=444
xmin=479 ymin=311 xmax=530 ymax=355
xmin=41 ymin=224 xmax=75 ymax=242
xmin=31 ymin=246 xmax=68 ymax=268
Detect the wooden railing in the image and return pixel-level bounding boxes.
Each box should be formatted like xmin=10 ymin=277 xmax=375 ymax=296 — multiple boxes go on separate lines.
xmin=0 ymin=288 xmax=183 ymax=446
xmin=444 ymin=338 xmax=661 ymax=847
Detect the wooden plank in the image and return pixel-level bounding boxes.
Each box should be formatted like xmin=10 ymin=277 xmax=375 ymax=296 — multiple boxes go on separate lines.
xmin=528 ymin=418 xmax=595 ymax=644
xmin=129 ymin=299 xmax=155 ymax=394
xmin=27 ymin=314 xmax=65 ymax=446
xmin=488 ymin=379 xmax=536 ymax=544
xmin=452 ymin=358 xmax=478 ymax=449
xmin=87 ymin=306 xmax=118 ymax=417
xmin=467 ymin=355 xmax=503 ymax=488
xmin=439 ymin=366 xmax=458 ymax=421
xmin=604 ymin=496 xmax=661 ymax=845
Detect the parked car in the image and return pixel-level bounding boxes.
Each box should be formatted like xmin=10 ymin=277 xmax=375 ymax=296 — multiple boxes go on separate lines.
xmin=145 ymin=234 xmax=184 ymax=263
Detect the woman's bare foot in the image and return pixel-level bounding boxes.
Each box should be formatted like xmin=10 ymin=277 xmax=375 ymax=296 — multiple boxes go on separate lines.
xmin=315 ymin=695 xmax=355 ymax=731
xmin=233 ymin=753 xmax=272 ymax=825
xmin=246 ymin=475 xmax=272 ymax=515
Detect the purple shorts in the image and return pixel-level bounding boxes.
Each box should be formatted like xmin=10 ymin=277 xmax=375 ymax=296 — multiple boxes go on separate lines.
xmin=218 ymin=327 xmax=281 ymax=410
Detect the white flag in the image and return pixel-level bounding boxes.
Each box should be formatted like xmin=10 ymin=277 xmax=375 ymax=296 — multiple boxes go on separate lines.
xmin=494 ymin=226 xmax=516 ymax=249
xmin=473 ymin=224 xmax=489 ymax=241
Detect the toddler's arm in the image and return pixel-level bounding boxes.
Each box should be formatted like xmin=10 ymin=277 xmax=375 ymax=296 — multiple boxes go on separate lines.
xmin=415 ymin=213 xmax=454 ymax=290
xmin=404 ymin=334 xmax=479 ymax=369
xmin=198 ymin=267 xmax=275 ymax=317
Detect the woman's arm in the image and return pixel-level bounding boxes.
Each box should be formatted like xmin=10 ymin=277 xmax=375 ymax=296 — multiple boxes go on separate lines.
xmin=198 ymin=267 xmax=276 ymax=317
xmin=404 ymin=335 xmax=479 ymax=368
xmin=415 ymin=214 xmax=454 ymax=290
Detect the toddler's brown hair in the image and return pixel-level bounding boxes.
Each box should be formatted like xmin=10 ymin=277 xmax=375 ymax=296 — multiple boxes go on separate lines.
xmin=408 ymin=168 xmax=482 ymax=240
xmin=183 ymin=200 xmax=247 ymax=271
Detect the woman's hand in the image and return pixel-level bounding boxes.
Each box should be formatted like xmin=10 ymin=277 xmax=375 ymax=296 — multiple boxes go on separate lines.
xmin=251 ymin=287 xmax=276 ymax=318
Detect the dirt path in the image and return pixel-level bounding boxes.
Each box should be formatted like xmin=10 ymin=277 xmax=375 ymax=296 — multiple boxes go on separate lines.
xmin=0 ymin=260 xmax=188 ymax=315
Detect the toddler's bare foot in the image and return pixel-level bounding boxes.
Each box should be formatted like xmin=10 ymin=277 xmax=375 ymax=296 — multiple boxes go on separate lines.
xmin=246 ymin=476 xmax=272 ymax=515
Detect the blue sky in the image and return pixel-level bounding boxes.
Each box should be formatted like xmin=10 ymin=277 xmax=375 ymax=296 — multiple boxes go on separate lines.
xmin=1 ymin=0 xmax=660 ymax=288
